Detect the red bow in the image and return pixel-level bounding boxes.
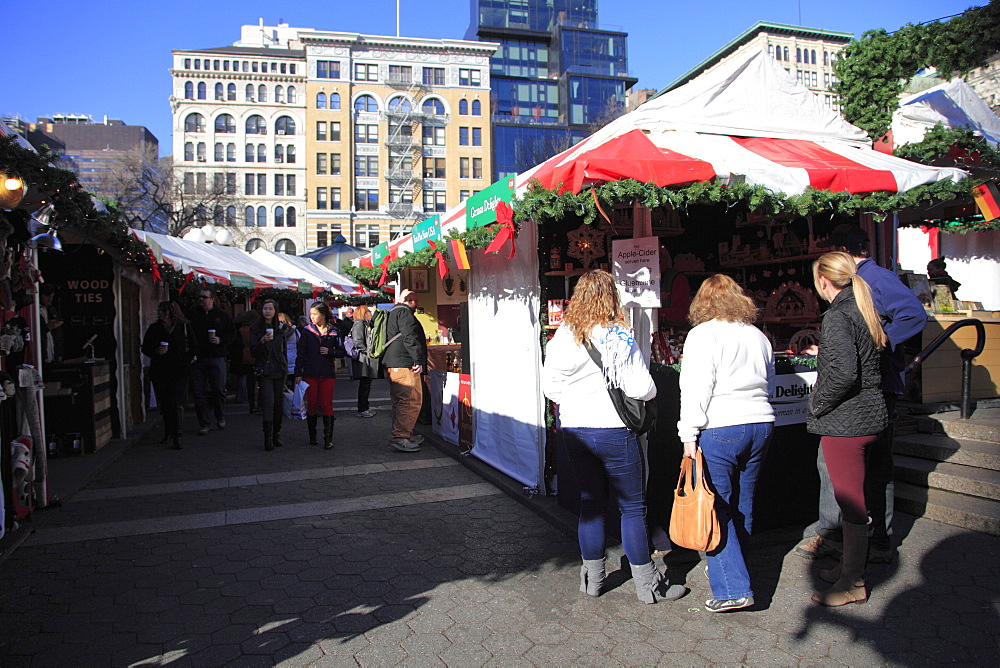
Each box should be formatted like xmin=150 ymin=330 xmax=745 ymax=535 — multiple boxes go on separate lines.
xmin=377 ymin=254 xmax=392 ymax=287
xmin=427 ymin=240 xmax=448 ymax=279
xmin=484 ymin=200 xmax=516 ymax=260
xmin=179 ymin=272 xmax=196 ymax=294
xmin=147 ymin=248 xmax=162 ymax=282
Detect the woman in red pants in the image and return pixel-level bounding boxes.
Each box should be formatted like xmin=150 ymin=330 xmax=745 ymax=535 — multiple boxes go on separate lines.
xmin=295 ymin=301 xmax=341 ymax=449
xmin=807 ymin=251 xmax=888 ymax=606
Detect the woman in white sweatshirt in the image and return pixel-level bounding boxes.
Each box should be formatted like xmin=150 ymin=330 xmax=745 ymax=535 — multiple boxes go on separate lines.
xmin=543 ymin=270 xmax=684 ymax=604
xmin=677 ymin=274 xmax=775 ymax=613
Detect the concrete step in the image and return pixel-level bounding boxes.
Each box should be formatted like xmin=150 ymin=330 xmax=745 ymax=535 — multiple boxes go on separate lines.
xmin=893 ymin=433 xmax=1000 ymax=472
xmin=895 ymin=481 xmax=1000 ymax=536
xmin=894 ymin=454 xmax=1000 ymax=501
xmin=913 ymin=410 xmax=1000 ymax=443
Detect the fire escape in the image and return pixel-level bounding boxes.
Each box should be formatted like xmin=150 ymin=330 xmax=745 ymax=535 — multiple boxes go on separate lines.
xmin=384 ymin=73 xmax=427 ymax=229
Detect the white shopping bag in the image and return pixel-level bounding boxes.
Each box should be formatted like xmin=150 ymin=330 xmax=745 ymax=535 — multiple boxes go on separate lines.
xmin=283 ymin=380 xmax=309 ymax=420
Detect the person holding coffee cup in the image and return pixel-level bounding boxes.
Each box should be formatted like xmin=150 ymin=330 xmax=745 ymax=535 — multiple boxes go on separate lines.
xmin=295 ymin=301 xmax=341 ymax=449
xmin=186 ymin=286 xmax=237 ymax=436
xmin=142 ymin=301 xmax=198 ymax=449
xmin=251 ymin=299 xmax=291 ymax=451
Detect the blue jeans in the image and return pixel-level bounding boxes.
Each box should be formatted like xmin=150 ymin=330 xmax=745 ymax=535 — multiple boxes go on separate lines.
xmin=562 ymin=427 xmax=651 ymax=566
xmin=192 ymin=357 xmax=227 ymax=428
xmin=700 ymin=422 xmax=773 ymax=601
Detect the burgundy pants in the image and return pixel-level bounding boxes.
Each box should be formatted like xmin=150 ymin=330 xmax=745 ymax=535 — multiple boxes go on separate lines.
xmin=820 ymin=434 xmax=879 ymax=525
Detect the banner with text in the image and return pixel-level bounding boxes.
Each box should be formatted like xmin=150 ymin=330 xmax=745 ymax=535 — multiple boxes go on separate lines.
xmin=411 ymin=215 xmax=441 ymax=253
xmin=466 ymin=177 xmax=515 ymax=229
xmin=371 ymin=241 xmax=390 ymax=267
xmin=612 ymin=236 xmax=661 ymax=308
xmin=768 ymin=371 xmax=817 ymax=427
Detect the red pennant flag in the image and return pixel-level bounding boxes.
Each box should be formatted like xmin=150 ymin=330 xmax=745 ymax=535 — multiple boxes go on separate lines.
xmin=449 ymin=238 xmax=470 ymax=271
xmin=377 ymin=254 xmax=392 ymax=287
xmin=427 ymin=240 xmax=448 ymax=279
xmin=147 ymin=248 xmax=162 ymax=282
xmin=484 ymin=200 xmax=516 ymax=260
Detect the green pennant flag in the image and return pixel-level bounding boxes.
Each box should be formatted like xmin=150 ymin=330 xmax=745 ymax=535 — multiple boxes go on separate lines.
xmin=298 ymin=281 xmax=312 ymax=294
xmin=411 ymin=215 xmax=441 ymax=253
xmin=466 ymin=176 xmax=515 ymax=229
xmin=371 ymin=241 xmax=390 ymax=267
xmin=229 ymin=274 xmax=256 ymax=289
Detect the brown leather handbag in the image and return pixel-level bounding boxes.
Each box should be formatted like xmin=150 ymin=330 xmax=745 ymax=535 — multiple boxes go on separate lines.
xmin=669 ymin=449 xmax=721 ymax=552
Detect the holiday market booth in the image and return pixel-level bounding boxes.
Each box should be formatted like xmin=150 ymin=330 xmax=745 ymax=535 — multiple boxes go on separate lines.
xmin=351 ymin=50 xmax=972 ymax=529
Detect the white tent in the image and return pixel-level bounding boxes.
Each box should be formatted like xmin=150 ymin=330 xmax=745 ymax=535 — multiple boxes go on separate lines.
xmin=892 ymin=78 xmax=1000 ymax=148
xmin=250 ymin=248 xmax=364 ymax=296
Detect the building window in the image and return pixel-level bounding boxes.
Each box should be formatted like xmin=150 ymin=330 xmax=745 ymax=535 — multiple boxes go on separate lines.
xmin=811 ymin=50 xmax=817 ymax=65
xmin=213 ymin=173 xmax=225 ymax=193
xmin=275 ymin=145 xmax=284 ymax=163
xmin=257 ymin=206 xmax=266 ymax=227
xmin=331 ymin=153 xmax=341 ymax=175
xmin=472 ymin=100 xmax=482 ymax=116
xmin=286 ymin=146 xmax=296 ymax=164
xmin=317 ymin=187 xmax=327 ymax=209
xmin=316 ymin=153 xmax=327 ymax=174
xmin=459 ymin=99 xmax=468 ymax=115
xmin=354 ymin=189 xmax=379 ymax=211
xmin=226 ymin=83 xmax=236 ymax=101
xmin=796 ymin=48 xmax=801 ymax=63
xmin=245 ymin=174 xmax=255 ymax=195
xmin=213 ymin=205 xmax=224 ymax=225
xmin=194 ymin=59 xmax=201 ymax=70
xmin=245 ymin=144 xmax=255 ymax=162
xmin=245 ymin=84 xmax=255 ymax=102
xmin=388 ymin=64 xmax=412 ymax=84
xmin=316 ymin=92 xmax=327 ymax=109
xmin=460 ymin=190 xmax=470 ymax=202
xmin=196 ymin=143 xmax=206 ymax=161
xmin=459 ymin=157 xmax=469 ymax=178
xmin=355 ymin=155 xmax=379 ymax=177
xmin=317 ymin=60 xmax=340 ymax=79
xmin=389 ymin=188 xmax=413 ymax=204
xmin=257 ymin=173 xmax=266 ymax=195
xmin=196 ymin=172 xmax=207 ymax=194
xmin=390 ymin=224 xmax=408 ymax=240
xmin=286 ymin=207 xmax=296 ymax=227
xmin=330 ymin=187 xmax=341 ymax=209
xmin=275 ymin=206 xmax=285 ymax=227
xmin=213 ymin=60 xmax=220 ymax=70
xmin=274 ymin=174 xmax=284 ymax=196
xmin=257 ymin=144 xmax=266 ymax=162
xmin=197 ymin=82 xmax=206 ymax=99
xmin=472 ymin=127 xmax=482 ymax=146
xmin=226 ymin=205 xmax=236 ymax=225
xmin=275 ymin=85 xmax=284 ymax=103
xmin=184 ymin=142 xmax=194 ymax=161
xmin=214 ymin=114 xmax=235 ymax=133
xmin=185 ymin=113 xmax=205 ymax=133
xmin=473 ymin=157 xmax=482 ymax=179
xmin=354 ymin=63 xmax=378 ymax=81
xmin=227 ymin=143 xmax=236 ymax=162
xmin=354 ymin=124 xmax=378 ymax=143
xmin=459 ymin=127 xmax=469 ymax=145
xmin=823 ymin=51 xmax=829 ymax=66
xmin=280 ymin=63 xmax=287 ymax=74
xmin=354 ymin=94 xmax=379 ymax=112
xmin=422 ymin=67 xmax=445 ymax=85
xmin=422 ymin=98 xmax=445 ymax=115
xmin=245 ymin=206 xmax=255 ymax=226
xmin=246 ymin=115 xmax=266 ymax=134
xmin=317 ymin=228 xmax=328 ymax=247
xmin=183 ymin=172 xmax=194 ymax=194
xmin=424 ymin=157 xmax=445 ymax=178
xmin=184 ymin=58 xmax=191 ymax=69
xmin=388 ymin=96 xmax=412 ymax=112
xmin=354 ymin=224 xmax=380 ymax=248
xmin=783 ymin=47 xmax=789 ymax=60
xmin=258 ymin=84 xmax=267 ymax=102
xmin=184 ymin=82 xmax=194 ymax=99
xmin=214 ymin=143 xmax=224 ymax=161
xmin=290 ymin=64 xmax=296 ymax=74
xmin=286 ymin=175 xmax=296 ymax=196
xmin=275 ymin=116 xmax=296 ymax=136
xmin=316 ymin=121 xmax=327 ymax=141
xmin=330 ymin=93 xmax=341 ymax=109
xmin=215 ymin=83 xmax=224 ymax=100
xmin=252 ymin=62 xmax=258 ymax=73
xmin=330 ymin=121 xmax=341 ymax=141
xmin=422 ymin=190 xmax=446 ymax=212
xmin=422 ymin=125 xmax=445 ymax=146
xmin=459 ymin=69 xmax=481 ymax=86
xmin=245 ymin=239 xmax=263 ymax=252
xmin=276 ymin=239 xmax=295 ymax=254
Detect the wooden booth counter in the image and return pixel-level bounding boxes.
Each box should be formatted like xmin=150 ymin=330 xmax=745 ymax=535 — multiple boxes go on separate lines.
xmin=908 ymin=313 xmax=1000 ymax=404
xmin=42 ymin=360 xmax=113 ymax=454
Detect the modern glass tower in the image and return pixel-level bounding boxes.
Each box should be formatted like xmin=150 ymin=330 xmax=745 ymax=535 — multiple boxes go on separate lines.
xmin=467 ymin=0 xmax=636 ymax=179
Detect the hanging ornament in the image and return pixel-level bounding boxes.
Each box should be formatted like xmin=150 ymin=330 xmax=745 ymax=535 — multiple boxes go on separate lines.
xmin=566 ymin=222 xmax=607 ymax=269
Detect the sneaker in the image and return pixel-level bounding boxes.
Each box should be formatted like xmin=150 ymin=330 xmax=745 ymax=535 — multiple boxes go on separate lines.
xmin=794 ymin=534 xmax=842 ymax=560
xmin=390 ymin=439 xmax=421 ymax=453
xmin=408 ymin=434 xmax=425 ymax=445
xmin=869 ymin=544 xmax=896 ymax=564
xmin=197 ymin=426 xmax=210 ymax=436
xmin=356 ymin=410 xmax=376 ymax=418
xmin=217 ymin=418 xmax=226 ymax=430
xmin=705 ymin=596 xmax=754 ymax=613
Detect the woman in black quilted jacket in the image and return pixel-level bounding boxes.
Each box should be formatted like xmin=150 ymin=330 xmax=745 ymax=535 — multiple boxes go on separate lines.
xmin=807 ymin=252 xmax=888 ymax=607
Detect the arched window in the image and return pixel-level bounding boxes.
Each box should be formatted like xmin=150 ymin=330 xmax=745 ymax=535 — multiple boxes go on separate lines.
xmin=286 ymin=146 xmax=296 ymax=163
xmin=330 ymin=93 xmax=341 ymax=110
xmin=388 ymin=96 xmax=411 ymax=112
xmin=214 ymin=206 xmax=224 ymax=225
xmin=275 ymin=116 xmax=296 ymax=135
xmin=286 ymin=207 xmax=296 ymax=227
xmin=215 ymin=83 xmax=224 ymax=100
xmin=246 ymin=84 xmax=255 ymax=101
xmin=227 ymin=83 xmax=236 ymax=101
xmin=226 ymin=143 xmax=236 ymax=162
xmin=214 ymin=113 xmax=235 ymax=133
xmin=257 ymin=144 xmax=266 ymax=162
xmin=354 ymin=94 xmax=378 ymax=112
xmin=184 ymin=142 xmax=194 ymax=161
xmin=316 ymin=92 xmax=327 ymax=109
xmin=197 ymin=82 xmax=206 ymax=99
xmin=796 ymin=48 xmax=801 ymax=63
xmin=783 ymin=47 xmax=789 ymax=61
xmin=275 ymin=239 xmax=296 ymax=254
xmin=459 ymin=99 xmax=468 ymax=115
xmin=226 ymin=206 xmax=236 ymax=226
xmin=245 ymin=144 xmax=255 ymax=162
xmin=471 ymin=99 xmax=482 ymax=116
xmin=274 ymin=206 xmax=285 ymax=227
xmin=214 ymin=143 xmax=224 ymax=161
xmin=184 ymin=81 xmax=194 ymax=99
xmin=184 ymin=113 xmax=205 ymax=133
xmin=258 ymin=84 xmax=267 ymax=102
xmin=256 ymin=206 xmax=267 ymax=227
xmin=275 ymin=85 xmax=284 ymax=103
xmin=823 ymin=51 xmax=829 ymax=66
xmin=422 ymin=98 xmax=445 ymax=115
xmin=246 ymin=115 xmax=266 ymax=134
xmin=287 ymin=86 xmax=297 ymax=103
xmin=811 ymin=50 xmax=817 ymax=65
xmin=275 ymin=145 xmax=284 ymax=163
xmin=245 ymin=206 xmax=255 ymax=226
xmin=245 ymin=239 xmax=264 ymax=252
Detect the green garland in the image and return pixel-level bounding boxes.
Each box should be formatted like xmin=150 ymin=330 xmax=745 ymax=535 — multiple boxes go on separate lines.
xmin=893 ymin=124 xmax=1000 ymax=171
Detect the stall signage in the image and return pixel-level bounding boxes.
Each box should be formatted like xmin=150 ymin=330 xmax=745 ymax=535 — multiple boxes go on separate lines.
xmin=371 ymin=241 xmax=390 ymax=267
xmin=298 ymin=281 xmax=312 ymax=294
xmin=411 ymin=215 xmax=441 ymax=252
xmin=768 ymin=371 xmax=817 ymax=427
xmin=229 ymin=274 xmax=256 ymax=289
xmin=611 ymin=237 xmax=661 ymax=308
xmin=458 ymin=374 xmax=474 ymax=452
xmin=466 ymin=177 xmax=515 ymax=229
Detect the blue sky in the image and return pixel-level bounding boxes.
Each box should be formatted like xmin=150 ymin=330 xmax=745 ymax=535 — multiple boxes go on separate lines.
xmin=6 ymin=0 xmax=981 ymax=156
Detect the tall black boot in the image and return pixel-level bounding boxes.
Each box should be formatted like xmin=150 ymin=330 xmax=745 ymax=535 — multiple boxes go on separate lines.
xmin=323 ymin=416 xmax=334 ymax=450
xmin=272 ymin=413 xmax=283 ymax=448
xmin=307 ymin=415 xmax=318 ymax=445
xmin=813 ymin=520 xmax=868 ymax=606
xmin=263 ymin=421 xmax=274 ymax=451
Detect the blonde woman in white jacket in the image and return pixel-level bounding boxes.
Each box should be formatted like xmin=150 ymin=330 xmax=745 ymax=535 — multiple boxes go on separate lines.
xmin=543 ymin=270 xmax=685 ymax=604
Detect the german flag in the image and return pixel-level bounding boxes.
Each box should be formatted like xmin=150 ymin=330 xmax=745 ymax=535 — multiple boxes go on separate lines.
xmin=973 ymin=181 xmax=1000 ymax=222
xmin=449 ymin=238 xmax=471 ymax=270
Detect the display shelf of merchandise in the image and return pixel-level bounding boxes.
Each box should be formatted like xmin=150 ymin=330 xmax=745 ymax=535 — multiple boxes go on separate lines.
xmin=720 ymin=252 xmax=822 ymax=268
xmin=544 ymin=269 xmax=589 ymax=276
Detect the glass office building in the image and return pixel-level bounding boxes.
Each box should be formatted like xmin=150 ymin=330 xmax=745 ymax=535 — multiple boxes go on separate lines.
xmin=467 ymin=0 xmax=635 ymax=179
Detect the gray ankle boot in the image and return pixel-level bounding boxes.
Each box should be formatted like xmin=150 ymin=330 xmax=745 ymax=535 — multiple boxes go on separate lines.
xmin=580 ymin=558 xmax=606 ymax=597
xmin=631 ymin=561 xmax=686 ymax=604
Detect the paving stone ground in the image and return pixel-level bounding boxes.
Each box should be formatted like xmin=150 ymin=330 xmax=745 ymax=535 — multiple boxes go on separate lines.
xmin=1 ymin=374 xmax=998 ymax=666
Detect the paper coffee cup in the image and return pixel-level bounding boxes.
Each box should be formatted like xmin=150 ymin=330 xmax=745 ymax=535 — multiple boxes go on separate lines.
xmin=208 ymin=329 xmax=216 ymax=336
xmin=266 ymin=328 xmax=274 ymax=336
xmin=160 ymin=341 xmax=169 ymax=348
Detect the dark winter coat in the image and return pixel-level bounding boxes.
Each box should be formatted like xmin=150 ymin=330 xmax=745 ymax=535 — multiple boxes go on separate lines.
xmin=186 ymin=306 xmax=237 ymax=359
xmin=807 ymin=285 xmax=888 ymax=437
xmin=294 ymin=323 xmax=340 ymax=379
xmin=381 ymin=303 xmax=426 ymax=369
xmin=141 ymin=319 xmax=199 ymax=379
xmin=350 ymin=318 xmax=383 ymax=379
xmin=250 ymin=321 xmax=291 ymax=380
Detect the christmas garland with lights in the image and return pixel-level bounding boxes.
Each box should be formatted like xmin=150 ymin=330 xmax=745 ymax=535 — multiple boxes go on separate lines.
xmin=894 ymin=124 xmax=1000 ymax=171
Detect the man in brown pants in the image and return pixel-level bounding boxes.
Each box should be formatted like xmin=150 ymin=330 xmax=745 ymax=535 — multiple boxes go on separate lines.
xmin=383 ymin=289 xmax=427 ymax=452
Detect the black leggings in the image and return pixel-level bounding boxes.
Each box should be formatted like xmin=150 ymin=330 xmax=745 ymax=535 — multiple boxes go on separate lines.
xmin=257 ymin=375 xmax=286 ymax=423
xmin=358 ymin=377 xmax=372 ymax=412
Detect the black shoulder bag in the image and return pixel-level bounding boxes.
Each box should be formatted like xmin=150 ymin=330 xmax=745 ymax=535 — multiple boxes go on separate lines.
xmin=583 ymin=340 xmax=657 ymax=436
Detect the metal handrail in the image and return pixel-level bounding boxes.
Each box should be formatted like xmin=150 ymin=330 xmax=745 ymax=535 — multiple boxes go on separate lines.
xmin=904 ymin=318 xmax=986 ymax=419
